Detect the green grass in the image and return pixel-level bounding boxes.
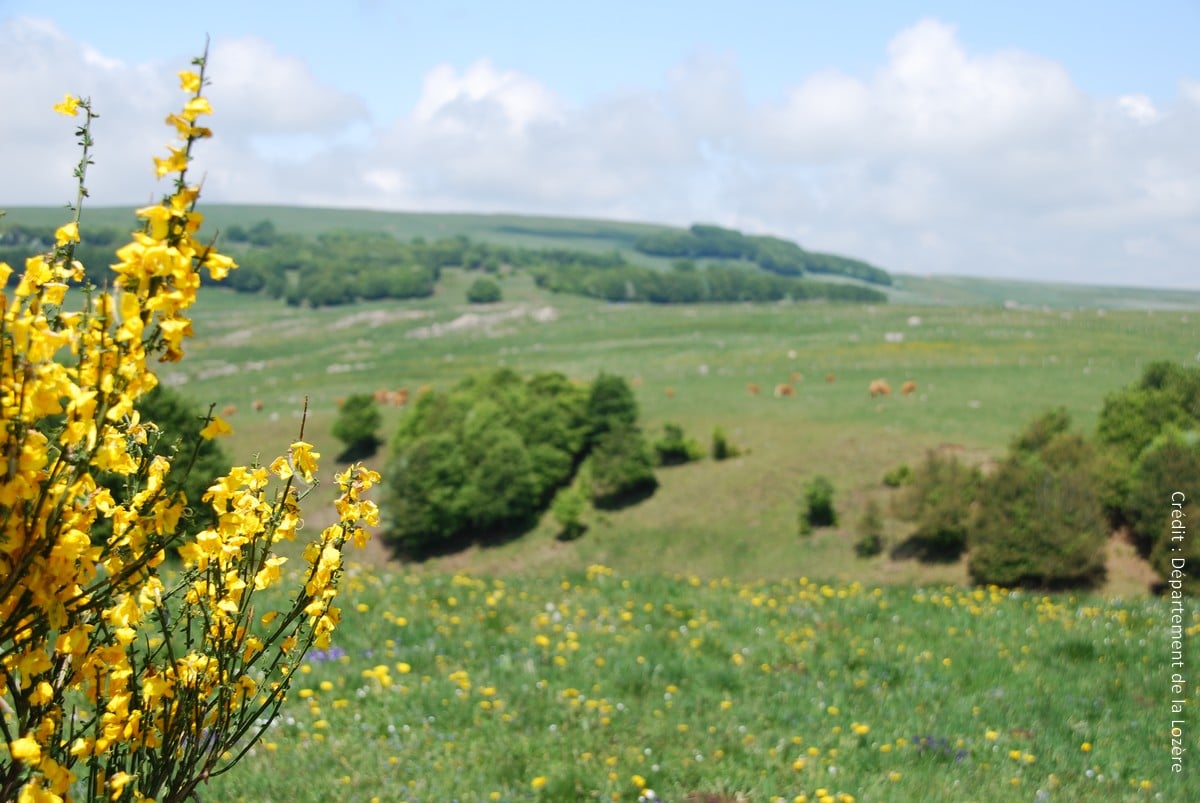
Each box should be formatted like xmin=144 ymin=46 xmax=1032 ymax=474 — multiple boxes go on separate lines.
xmin=197 ymin=565 xmax=1195 ymax=802
xmin=164 ymin=265 xmax=1198 ymax=587
xmin=9 ymin=206 xmax=1199 ymax=800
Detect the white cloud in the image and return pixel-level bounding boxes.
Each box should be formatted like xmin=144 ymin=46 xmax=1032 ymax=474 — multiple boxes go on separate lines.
xmin=206 ymin=37 xmax=369 ymax=134
xmin=1115 ymin=93 xmax=1160 ymax=125
xmin=412 ymin=59 xmax=564 ymax=134
xmin=1 ymin=16 xmax=1197 ymax=289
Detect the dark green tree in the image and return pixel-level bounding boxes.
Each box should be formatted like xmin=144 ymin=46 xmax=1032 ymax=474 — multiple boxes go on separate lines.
xmin=969 ymin=413 xmax=1108 ymax=589
xmin=332 ymin=393 xmax=383 ymax=461
xmin=382 ymin=369 xmax=601 ymax=556
xmin=1097 ymin=361 xmax=1200 ymax=462
xmin=466 ymin=276 xmax=503 ymax=304
xmin=586 ymin=372 xmax=639 ymax=448
xmin=799 ymin=475 xmax=838 ymax=534
xmin=586 ymin=423 xmax=658 ymax=508
xmin=1124 ymin=428 xmax=1200 ymax=591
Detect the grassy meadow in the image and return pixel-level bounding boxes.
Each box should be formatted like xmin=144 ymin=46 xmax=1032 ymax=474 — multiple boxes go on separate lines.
xmin=169 ymin=255 xmax=1199 ymax=590
xmin=7 ymin=206 xmax=1200 ymax=800
xmin=197 ymin=566 xmax=1191 ymax=802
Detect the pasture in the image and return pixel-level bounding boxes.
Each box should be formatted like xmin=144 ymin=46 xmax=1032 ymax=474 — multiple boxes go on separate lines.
xmin=198 ymin=565 xmax=1191 ymax=802
xmin=7 ymin=206 xmax=1198 ymax=800
xmin=175 ymin=261 xmax=1198 ymax=591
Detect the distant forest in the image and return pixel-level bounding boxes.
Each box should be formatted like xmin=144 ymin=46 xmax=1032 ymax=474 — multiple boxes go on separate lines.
xmin=0 ymin=219 xmax=890 ymax=307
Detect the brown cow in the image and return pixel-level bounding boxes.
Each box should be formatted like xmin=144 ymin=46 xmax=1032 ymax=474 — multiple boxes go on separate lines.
xmin=221 ymin=404 xmax=237 ymax=417
xmin=825 ymin=373 xmax=836 ymax=384
xmin=747 ymin=383 xmax=760 ymax=396
xmin=868 ymin=379 xmax=892 ymax=398
xmin=900 ymin=380 xmax=917 ymax=396
xmin=774 ymin=383 xmax=795 ymax=398
xmin=665 ymin=387 xmax=676 ymax=399
xmin=252 ymin=399 xmax=264 ymax=412
xmin=789 ymin=371 xmax=803 ymax=383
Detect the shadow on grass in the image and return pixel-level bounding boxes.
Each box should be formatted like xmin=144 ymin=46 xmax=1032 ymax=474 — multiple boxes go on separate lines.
xmin=383 ymin=515 xmax=541 ymax=563
xmin=592 ymin=482 xmax=657 ymax=512
xmin=888 ymin=535 xmax=965 ymax=563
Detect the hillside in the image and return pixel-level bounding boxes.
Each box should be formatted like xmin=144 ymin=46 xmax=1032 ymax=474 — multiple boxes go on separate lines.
xmin=4 ymin=205 xmax=1196 ymax=594
xmin=7 ymin=204 xmax=1199 ymax=308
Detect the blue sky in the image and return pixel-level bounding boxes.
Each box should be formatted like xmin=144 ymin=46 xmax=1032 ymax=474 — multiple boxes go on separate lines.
xmin=2 ymin=1 xmax=1197 ymax=288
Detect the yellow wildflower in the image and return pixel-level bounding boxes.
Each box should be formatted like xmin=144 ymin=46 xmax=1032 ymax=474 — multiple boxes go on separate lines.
xmin=179 ymin=70 xmax=202 ymax=92
xmin=199 ymin=415 xmax=233 ymax=440
xmin=52 ymin=93 xmax=80 ymax=116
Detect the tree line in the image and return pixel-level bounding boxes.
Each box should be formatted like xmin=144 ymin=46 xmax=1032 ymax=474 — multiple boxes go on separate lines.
xmin=634 ymin=223 xmax=893 ymax=286
xmin=2 ymin=219 xmax=889 ymax=307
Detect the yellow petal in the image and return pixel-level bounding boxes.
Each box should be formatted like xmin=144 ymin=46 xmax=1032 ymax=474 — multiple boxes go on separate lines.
xmin=52 ymin=93 xmax=80 ymax=116
xmin=199 ymin=415 xmax=233 ymax=440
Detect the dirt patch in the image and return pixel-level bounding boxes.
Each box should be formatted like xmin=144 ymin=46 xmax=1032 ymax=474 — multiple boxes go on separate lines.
xmin=406 ymin=305 xmax=559 ymax=339
xmin=331 ymin=308 xmax=428 ymax=330
xmin=1103 ymin=528 xmax=1160 ymax=597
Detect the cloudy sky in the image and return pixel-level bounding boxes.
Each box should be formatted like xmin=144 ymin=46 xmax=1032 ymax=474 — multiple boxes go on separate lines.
xmin=1 ymin=1 xmax=1197 ymax=289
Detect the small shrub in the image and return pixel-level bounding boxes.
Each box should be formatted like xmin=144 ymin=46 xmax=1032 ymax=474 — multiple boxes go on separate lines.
xmin=654 ymin=422 xmax=705 ymax=466
xmin=711 ymin=425 xmax=741 ymax=460
xmin=882 ymin=463 xmax=913 ymax=487
xmin=800 ymin=475 xmax=837 ymax=534
xmin=550 ymin=483 xmax=588 ymax=541
xmin=466 ymin=275 xmax=502 ymax=303
xmin=892 ymin=452 xmax=981 ymax=561
xmin=855 ymin=498 xmax=885 ymax=557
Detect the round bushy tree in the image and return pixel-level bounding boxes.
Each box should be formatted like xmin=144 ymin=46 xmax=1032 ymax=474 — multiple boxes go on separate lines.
xmin=969 ymin=414 xmax=1108 ymax=589
xmin=466 ymin=276 xmax=502 ymax=303
xmin=1124 ymin=429 xmax=1200 ymax=591
xmin=332 ymin=392 xmax=383 ymax=460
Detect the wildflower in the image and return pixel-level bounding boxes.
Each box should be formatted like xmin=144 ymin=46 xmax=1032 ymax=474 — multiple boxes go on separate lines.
xmin=52 ymin=93 xmax=80 ymax=116
xmin=199 ymin=414 xmax=233 ymax=440
xmin=179 ymin=70 xmax=202 ymax=92
xmin=9 ymin=735 xmax=42 ymax=763
xmin=54 ymin=221 xmax=80 ymax=245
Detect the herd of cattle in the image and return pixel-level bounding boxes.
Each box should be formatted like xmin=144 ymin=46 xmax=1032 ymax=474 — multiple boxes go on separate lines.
xmin=218 ymin=375 xmax=918 ymax=418
xmin=743 ymin=374 xmax=917 ymax=400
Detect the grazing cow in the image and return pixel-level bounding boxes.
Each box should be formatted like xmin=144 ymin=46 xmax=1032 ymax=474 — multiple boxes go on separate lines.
xmin=221 ymin=404 xmax=237 ymax=417
xmin=900 ymin=380 xmax=917 ymax=396
xmin=665 ymin=387 xmax=676 ymax=399
xmin=789 ymin=371 xmax=803 ymax=383
xmin=387 ymin=388 xmax=409 ymax=407
xmin=868 ymin=379 xmax=892 ymax=398
xmin=373 ymin=388 xmax=389 ymax=404
xmin=630 ymin=376 xmax=643 ymax=387
xmin=747 ymin=383 xmax=760 ymax=396
xmin=825 ymin=373 xmax=836 ymax=384
xmin=252 ymin=399 xmax=264 ymax=412
xmin=774 ymin=383 xmax=795 ymax=398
